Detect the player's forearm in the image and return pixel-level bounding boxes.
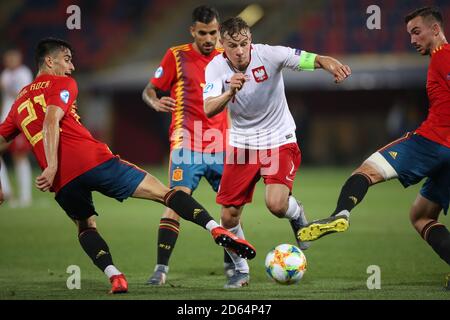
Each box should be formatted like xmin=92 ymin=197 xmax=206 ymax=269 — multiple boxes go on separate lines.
xmin=42 ymin=112 xmax=60 ymax=170
xmin=314 ymin=55 xmax=338 ymax=70
xmin=142 ymin=84 xmax=159 ymax=109
xmin=0 ymin=135 xmax=8 ymax=155
xmin=204 ymin=91 xmax=234 ymax=118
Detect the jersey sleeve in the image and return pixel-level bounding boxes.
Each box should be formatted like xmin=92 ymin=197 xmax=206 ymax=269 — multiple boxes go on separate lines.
xmin=203 ymin=59 xmax=224 ymax=100
xmin=46 ymin=77 xmax=78 ymax=113
xmin=435 ymin=50 xmax=450 ymax=89
xmin=259 ymin=44 xmax=312 ymax=72
xmin=0 ymin=106 xmax=19 ymax=141
xmin=150 ymin=49 xmax=177 ymax=91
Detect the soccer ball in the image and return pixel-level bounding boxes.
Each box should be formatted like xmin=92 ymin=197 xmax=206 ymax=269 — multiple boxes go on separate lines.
xmin=265 ymin=244 xmax=307 ymax=285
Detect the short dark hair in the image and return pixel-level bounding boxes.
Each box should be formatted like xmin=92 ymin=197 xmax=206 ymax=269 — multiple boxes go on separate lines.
xmin=220 ymin=17 xmax=250 ymax=40
xmin=405 ymin=6 xmax=443 ymax=27
xmin=192 ymin=5 xmax=219 ymax=24
xmin=35 ymin=37 xmax=73 ymax=69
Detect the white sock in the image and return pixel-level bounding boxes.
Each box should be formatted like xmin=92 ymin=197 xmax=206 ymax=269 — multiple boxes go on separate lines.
xmin=335 ymin=210 xmax=350 ymax=219
xmin=104 ymin=265 xmax=122 ymax=278
xmin=232 ymin=223 xmax=246 ymax=239
xmin=205 ymin=220 xmax=220 ymax=232
xmin=154 ymin=264 xmax=169 ymax=273
xmin=224 ymin=224 xmax=249 ymax=274
xmin=284 ymin=196 xmax=301 ymax=221
xmin=0 ymin=158 xmax=12 ymax=198
xmin=15 ymin=157 xmax=32 ymax=204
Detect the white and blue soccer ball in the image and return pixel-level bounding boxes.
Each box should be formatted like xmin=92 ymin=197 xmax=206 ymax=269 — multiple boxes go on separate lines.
xmin=265 ymin=244 xmax=307 ymax=285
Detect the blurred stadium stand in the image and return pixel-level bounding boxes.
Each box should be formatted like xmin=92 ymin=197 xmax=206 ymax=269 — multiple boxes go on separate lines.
xmin=1 ymin=0 xmax=448 ymax=166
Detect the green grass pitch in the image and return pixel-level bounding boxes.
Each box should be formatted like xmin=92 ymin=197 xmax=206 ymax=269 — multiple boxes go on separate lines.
xmin=0 ymin=166 xmax=448 ymax=300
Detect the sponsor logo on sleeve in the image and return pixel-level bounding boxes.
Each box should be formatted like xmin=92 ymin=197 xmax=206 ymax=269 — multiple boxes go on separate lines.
xmin=203 ymin=83 xmax=214 ymax=94
xmin=447 ymin=72 xmax=450 ymax=80
xmin=154 ymin=66 xmax=163 ymax=79
xmin=60 ymin=90 xmax=70 ymax=104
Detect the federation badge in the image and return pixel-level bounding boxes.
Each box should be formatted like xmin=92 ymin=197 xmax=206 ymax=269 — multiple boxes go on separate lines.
xmin=203 ymin=83 xmax=214 ymax=93
xmin=172 ymin=168 xmax=183 ymax=181
xmin=60 ymin=90 xmax=70 ymax=104
xmin=154 ymin=66 xmax=163 ymax=79
xmin=252 ymin=66 xmax=268 ymax=83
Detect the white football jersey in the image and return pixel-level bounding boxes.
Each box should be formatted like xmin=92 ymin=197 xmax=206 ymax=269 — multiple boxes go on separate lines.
xmin=1 ymin=65 xmax=33 ymax=121
xmin=204 ymin=44 xmax=305 ymax=149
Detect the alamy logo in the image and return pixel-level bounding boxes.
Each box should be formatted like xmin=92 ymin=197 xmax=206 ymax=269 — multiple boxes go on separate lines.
xmin=366 ymin=265 xmax=381 ymax=289
xmin=66 ymin=265 xmax=81 ymax=289
xmin=66 ymin=5 xmax=81 ymax=30
xmin=366 ymin=5 xmax=381 ymax=30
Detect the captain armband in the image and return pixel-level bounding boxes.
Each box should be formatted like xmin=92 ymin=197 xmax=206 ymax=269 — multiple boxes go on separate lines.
xmin=298 ymin=51 xmax=317 ymax=71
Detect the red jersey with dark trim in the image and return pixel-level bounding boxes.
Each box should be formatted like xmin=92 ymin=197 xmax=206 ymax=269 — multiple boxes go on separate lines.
xmin=151 ymin=43 xmax=227 ymax=152
xmin=0 ymin=74 xmax=113 ymax=192
xmin=416 ymin=43 xmax=450 ymax=148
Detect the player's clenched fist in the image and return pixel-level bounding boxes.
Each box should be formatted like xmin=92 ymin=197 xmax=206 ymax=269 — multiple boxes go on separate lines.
xmin=333 ymin=64 xmax=352 ymax=83
xmin=316 ymin=55 xmax=351 ymax=84
xmin=35 ymin=167 xmax=57 ymax=192
xmin=228 ymin=73 xmax=248 ymax=95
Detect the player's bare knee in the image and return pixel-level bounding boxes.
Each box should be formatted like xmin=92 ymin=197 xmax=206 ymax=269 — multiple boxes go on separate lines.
xmin=266 ymin=198 xmax=287 ymax=218
xmin=352 ymin=164 xmax=376 ymax=183
xmin=221 ymin=206 xmax=241 ymax=228
xmin=409 ymin=194 xmax=441 ymax=234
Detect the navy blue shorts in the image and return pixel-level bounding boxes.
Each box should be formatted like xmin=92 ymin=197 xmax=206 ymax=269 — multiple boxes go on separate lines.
xmin=55 ymin=157 xmax=147 ymax=220
xmin=379 ymin=133 xmax=450 ymax=214
xmin=169 ymin=148 xmax=224 ymax=192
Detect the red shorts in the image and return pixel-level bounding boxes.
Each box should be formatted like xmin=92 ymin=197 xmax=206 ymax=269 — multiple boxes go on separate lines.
xmin=217 ymin=143 xmax=301 ymax=206
xmin=8 ymin=133 xmax=32 ymax=155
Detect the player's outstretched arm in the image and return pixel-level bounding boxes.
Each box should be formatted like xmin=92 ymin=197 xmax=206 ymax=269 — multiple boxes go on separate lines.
xmin=35 ymin=105 xmax=64 ymax=192
xmin=315 ymin=55 xmax=351 ymax=83
xmin=0 ymin=135 xmax=7 ymax=205
xmin=142 ymin=83 xmax=175 ymax=113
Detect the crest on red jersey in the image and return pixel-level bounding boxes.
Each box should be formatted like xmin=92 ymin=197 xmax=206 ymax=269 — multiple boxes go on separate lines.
xmin=252 ymin=66 xmax=268 ymax=83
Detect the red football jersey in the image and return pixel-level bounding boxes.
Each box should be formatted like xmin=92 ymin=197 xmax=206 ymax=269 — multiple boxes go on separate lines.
xmin=416 ymin=43 xmax=450 ymax=148
xmin=0 ymin=74 xmax=113 ymax=192
xmin=151 ymin=44 xmax=227 ymax=152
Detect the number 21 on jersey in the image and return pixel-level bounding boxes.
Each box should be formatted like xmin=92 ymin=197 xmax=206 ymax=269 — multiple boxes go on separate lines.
xmin=17 ymin=94 xmax=47 ymax=146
